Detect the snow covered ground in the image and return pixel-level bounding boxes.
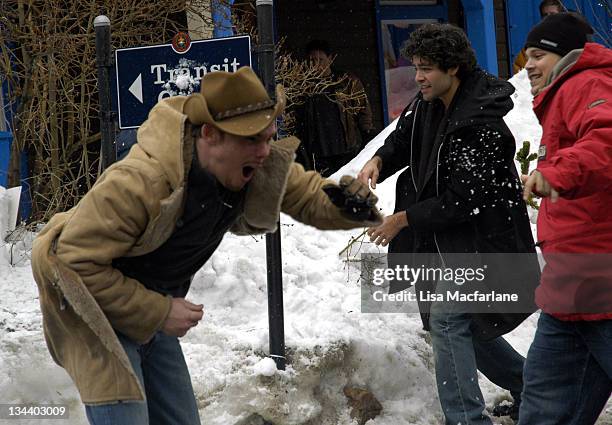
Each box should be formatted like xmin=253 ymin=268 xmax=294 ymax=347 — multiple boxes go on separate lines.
xmin=0 ymin=71 xmax=610 ymax=424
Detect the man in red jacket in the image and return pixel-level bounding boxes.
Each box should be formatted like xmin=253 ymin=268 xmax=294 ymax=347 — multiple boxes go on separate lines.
xmin=521 ymin=12 xmax=612 ymax=424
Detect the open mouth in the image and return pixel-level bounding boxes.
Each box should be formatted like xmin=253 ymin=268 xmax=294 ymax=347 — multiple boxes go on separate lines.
xmin=242 ymin=166 xmax=255 ymax=179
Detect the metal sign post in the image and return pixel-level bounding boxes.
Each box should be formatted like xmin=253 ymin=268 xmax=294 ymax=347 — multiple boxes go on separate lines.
xmin=94 ymin=15 xmax=116 ymax=172
xmin=256 ymin=0 xmax=286 ymax=372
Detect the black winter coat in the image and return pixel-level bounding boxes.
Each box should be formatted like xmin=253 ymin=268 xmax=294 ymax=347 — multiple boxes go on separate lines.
xmin=375 ymin=68 xmax=540 ymax=340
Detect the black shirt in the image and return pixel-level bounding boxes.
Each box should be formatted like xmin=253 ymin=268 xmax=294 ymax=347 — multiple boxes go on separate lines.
xmin=113 ymin=157 xmax=245 ymax=297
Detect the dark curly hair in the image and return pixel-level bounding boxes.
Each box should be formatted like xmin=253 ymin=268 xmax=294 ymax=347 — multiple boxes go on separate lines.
xmin=401 ymin=23 xmax=477 ymax=80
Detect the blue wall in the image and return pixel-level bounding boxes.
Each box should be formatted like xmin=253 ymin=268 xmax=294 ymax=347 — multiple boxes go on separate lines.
xmin=462 ymin=0 xmax=499 ymax=75
xmin=1 ymin=43 xmax=31 ymax=219
xmin=376 ymin=0 xmax=499 ymax=75
xmin=0 ymin=132 xmax=10 ymax=187
xmin=565 ymin=0 xmax=611 ymax=47
xmin=212 ymin=0 xmax=235 ymax=38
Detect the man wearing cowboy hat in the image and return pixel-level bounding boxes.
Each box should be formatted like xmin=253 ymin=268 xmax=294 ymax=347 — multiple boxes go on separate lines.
xmin=31 ymin=67 xmax=382 ymax=425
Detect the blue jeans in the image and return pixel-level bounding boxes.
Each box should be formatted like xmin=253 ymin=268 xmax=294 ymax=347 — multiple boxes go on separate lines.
xmin=85 ymin=332 xmax=201 ymax=425
xmin=429 ymin=288 xmax=525 ymax=425
xmin=518 ymin=313 xmax=612 ymax=425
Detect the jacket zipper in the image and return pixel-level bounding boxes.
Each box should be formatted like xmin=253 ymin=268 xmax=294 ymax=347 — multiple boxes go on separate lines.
xmin=410 ymin=100 xmax=446 ymax=267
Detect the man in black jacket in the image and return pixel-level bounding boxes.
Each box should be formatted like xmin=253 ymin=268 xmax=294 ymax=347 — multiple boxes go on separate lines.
xmin=294 ymin=40 xmax=375 ymax=176
xmin=359 ymin=24 xmax=539 ymax=424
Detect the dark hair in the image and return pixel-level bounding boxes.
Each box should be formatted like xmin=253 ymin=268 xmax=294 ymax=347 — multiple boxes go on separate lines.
xmin=401 ymin=23 xmax=477 ymax=80
xmin=305 ymin=39 xmax=331 ymax=56
xmin=539 ymin=0 xmax=566 ymax=17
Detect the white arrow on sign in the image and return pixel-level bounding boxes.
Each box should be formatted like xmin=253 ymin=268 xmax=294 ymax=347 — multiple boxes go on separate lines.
xmin=128 ymin=74 xmax=143 ymax=103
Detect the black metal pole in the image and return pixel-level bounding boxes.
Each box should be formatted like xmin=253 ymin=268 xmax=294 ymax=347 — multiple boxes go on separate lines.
xmin=94 ymin=15 xmax=116 ymax=172
xmin=255 ymin=0 xmax=286 ymax=372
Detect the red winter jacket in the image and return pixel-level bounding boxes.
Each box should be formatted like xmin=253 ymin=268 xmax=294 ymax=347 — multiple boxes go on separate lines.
xmin=533 ymin=43 xmax=612 ymax=321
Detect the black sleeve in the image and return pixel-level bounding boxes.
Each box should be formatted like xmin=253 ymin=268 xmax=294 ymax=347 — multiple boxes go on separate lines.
xmin=292 ymin=104 xmax=314 ymax=170
xmin=374 ymin=102 xmax=417 ymax=182
xmin=406 ymin=124 xmax=518 ymax=232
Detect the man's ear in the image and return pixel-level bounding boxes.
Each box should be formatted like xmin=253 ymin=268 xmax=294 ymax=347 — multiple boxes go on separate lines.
xmin=448 ymin=66 xmax=459 ymax=77
xmin=202 ymin=124 xmax=221 ymax=145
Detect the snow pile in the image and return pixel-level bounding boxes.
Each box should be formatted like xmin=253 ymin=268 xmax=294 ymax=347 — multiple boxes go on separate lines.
xmin=504 ymin=68 xmax=542 ymax=161
xmin=0 ymin=71 xmax=609 ymax=425
xmin=505 ymin=69 xmax=542 ymax=228
xmin=185 ymin=223 xmax=438 ymax=424
xmin=0 ymin=186 xmax=33 ymax=267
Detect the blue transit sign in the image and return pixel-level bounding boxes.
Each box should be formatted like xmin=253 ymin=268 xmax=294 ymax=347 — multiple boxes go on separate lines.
xmin=114 ymin=35 xmax=251 ymax=129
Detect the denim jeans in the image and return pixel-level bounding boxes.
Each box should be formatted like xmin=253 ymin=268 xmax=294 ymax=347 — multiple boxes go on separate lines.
xmin=85 ymin=332 xmax=201 ymax=425
xmin=429 ymin=281 xmax=525 ymax=425
xmin=518 ymin=313 xmax=612 ymax=425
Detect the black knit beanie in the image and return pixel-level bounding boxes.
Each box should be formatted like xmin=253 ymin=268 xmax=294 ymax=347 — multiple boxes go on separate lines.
xmin=525 ymin=12 xmax=594 ymax=57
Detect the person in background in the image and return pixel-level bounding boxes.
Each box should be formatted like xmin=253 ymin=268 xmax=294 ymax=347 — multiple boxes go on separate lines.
xmin=520 ymin=12 xmax=612 ymax=424
xmin=512 ymin=0 xmax=566 ymax=74
xmin=31 ymin=67 xmax=382 ymax=425
xmin=294 ymin=39 xmax=375 ymax=177
xmin=358 ymin=23 xmax=539 ymax=424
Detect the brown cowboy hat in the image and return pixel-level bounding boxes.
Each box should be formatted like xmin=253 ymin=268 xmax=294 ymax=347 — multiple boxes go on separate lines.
xmin=184 ymin=66 xmax=286 ymax=137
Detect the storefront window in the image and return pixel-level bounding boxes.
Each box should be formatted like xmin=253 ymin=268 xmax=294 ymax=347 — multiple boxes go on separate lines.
xmin=381 ymin=19 xmax=436 ymax=122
